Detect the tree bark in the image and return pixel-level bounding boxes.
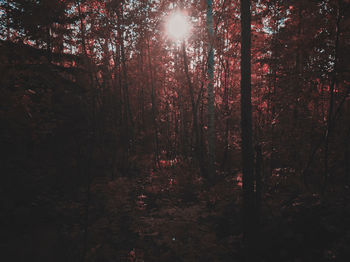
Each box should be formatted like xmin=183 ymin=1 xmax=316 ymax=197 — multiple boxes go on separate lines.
xmin=240 ymin=0 xmax=255 ymax=253
xmin=182 ymin=42 xmax=202 ymax=167
xmin=221 ymin=59 xmax=230 ymax=170
xmin=147 ymin=39 xmax=160 ymax=168
xmin=255 ymin=144 xmax=262 ymax=222
xmin=207 ymin=0 xmax=215 ymax=182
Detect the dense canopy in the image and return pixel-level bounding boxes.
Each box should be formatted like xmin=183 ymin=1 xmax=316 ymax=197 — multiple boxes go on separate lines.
xmin=1 ymin=0 xmax=350 ymax=261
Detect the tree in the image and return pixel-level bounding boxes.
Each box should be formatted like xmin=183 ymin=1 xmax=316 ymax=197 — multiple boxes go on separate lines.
xmin=240 ymin=0 xmax=255 ymax=251
xmin=207 ymin=0 xmax=215 ymax=182
xmin=3 ymin=0 xmax=72 ymax=61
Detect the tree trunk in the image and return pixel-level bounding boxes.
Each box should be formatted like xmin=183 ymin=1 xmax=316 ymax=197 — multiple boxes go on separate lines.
xmin=240 ymin=0 xmax=255 ymax=254
xmin=221 ymin=59 xmax=230 ymax=170
xmin=147 ymin=40 xmax=160 ymax=168
xmin=207 ymin=0 xmax=215 ymax=182
xmin=268 ymin=1 xmax=279 ymax=178
xmin=138 ymin=49 xmax=145 ymax=129
xmin=255 ymin=144 xmax=262 ymax=222
xmin=182 ymin=42 xmax=202 ymax=167
xmin=116 ymin=2 xmax=134 ymax=169
xmin=76 ymin=3 xmax=94 ymax=259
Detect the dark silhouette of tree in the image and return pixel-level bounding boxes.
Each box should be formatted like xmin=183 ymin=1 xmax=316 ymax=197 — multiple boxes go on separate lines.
xmin=240 ymin=0 xmax=255 ymax=255
xmin=207 ymin=0 xmax=215 ymax=182
xmin=1 ymin=0 xmax=350 ymax=261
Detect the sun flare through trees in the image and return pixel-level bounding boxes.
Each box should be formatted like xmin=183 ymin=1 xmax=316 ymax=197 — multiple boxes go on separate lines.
xmin=166 ymin=11 xmax=191 ymax=41
xmin=1 ymin=0 xmax=350 ymax=261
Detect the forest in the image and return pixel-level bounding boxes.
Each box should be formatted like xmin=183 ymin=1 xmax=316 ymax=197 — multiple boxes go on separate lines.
xmin=1 ymin=0 xmax=350 ymax=261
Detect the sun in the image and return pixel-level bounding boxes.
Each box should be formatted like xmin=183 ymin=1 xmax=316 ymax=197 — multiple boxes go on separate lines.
xmin=166 ymin=12 xmax=190 ymax=41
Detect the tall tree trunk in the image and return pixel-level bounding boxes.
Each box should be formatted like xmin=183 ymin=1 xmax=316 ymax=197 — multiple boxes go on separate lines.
xmin=117 ymin=2 xmax=134 ymax=169
xmin=221 ymin=59 xmax=230 ymax=170
xmin=255 ymin=144 xmax=262 ymax=222
xmin=174 ymin=46 xmax=188 ymax=158
xmin=147 ymin=40 xmax=160 ymax=168
xmin=76 ymin=2 xmax=94 ymax=260
xmin=138 ymin=49 xmax=145 ymax=129
xmin=182 ymin=42 xmax=201 ymax=166
xmin=120 ymin=38 xmax=134 ymax=132
xmin=207 ymin=0 xmax=215 ymax=182
xmin=268 ymin=1 xmax=279 ymax=178
xmin=240 ymin=0 xmax=255 ymax=254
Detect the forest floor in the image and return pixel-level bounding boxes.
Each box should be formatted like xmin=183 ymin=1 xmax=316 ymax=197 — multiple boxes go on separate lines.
xmin=2 ymin=159 xmax=350 ymax=262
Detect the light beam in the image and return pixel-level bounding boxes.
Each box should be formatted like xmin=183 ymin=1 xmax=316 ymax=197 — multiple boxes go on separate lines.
xmin=166 ymin=12 xmax=190 ymax=41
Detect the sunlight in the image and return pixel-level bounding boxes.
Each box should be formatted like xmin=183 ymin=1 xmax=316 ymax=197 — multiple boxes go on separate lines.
xmin=166 ymin=12 xmax=190 ymax=41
